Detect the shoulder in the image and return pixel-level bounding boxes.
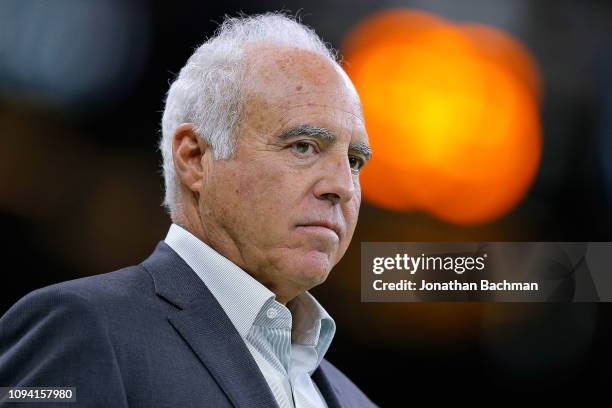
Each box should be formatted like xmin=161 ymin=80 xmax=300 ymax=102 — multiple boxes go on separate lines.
xmin=0 ymin=269 xmax=148 ymax=404
xmin=10 ymin=264 xmax=151 ymax=311
xmin=319 ymin=359 xmax=379 ymax=407
xmin=0 ymin=265 xmax=154 ymax=341
xmin=36 ymin=264 xmax=152 ymax=303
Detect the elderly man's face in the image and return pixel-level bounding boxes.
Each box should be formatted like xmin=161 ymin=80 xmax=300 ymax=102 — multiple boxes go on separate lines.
xmin=196 ymin=44 xmax=369 ymax=302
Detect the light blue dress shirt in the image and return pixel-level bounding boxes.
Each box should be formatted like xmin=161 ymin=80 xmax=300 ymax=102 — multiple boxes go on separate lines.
xmin=165 ymin=224 xmax=336 ymax=408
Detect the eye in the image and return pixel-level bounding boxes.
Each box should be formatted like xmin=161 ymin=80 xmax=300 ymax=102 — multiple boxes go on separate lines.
xmin=290 ymin=141 xmax=316 ymax=155
xmin=348 ymin=155 xmax=365 ymax=172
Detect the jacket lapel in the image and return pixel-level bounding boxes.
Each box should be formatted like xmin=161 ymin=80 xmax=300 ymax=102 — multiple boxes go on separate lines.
xmin=142 ymin=242 xmax=279 ymax=408
xmin=312 ymin=364 xmax=344 ymax=408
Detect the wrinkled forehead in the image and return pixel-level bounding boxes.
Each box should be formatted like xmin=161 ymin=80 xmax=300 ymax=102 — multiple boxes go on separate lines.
xmin=242 ymin=42 xmax=363 ymax=117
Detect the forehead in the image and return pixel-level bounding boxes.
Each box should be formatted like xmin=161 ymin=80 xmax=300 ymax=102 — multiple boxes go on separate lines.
xmin=242 ymin=42 xmax=366 ymax=138
xmin=244 ymin=42 xmax=340 ymax=85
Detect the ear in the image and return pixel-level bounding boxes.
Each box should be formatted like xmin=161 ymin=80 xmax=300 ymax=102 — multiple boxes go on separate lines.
xmin=172 ymin=123 xmax=210 ymax=193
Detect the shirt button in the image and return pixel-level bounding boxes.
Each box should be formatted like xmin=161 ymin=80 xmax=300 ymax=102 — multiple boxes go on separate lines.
xmin=266 ymin=308 xmax=278 ymax=319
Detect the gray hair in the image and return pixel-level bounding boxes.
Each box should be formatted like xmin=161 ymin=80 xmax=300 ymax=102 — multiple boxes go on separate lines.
xmin=159 ymin=12 xmax=338 ymax=218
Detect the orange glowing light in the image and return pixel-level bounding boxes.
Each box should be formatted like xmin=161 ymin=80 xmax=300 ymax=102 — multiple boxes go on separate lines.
xmin=343 ymin=9 xmax=542 ymax=224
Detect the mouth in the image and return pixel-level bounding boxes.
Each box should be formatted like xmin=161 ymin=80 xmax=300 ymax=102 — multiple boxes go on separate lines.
xmin=296 ymin=221 xmax=342 ymax=239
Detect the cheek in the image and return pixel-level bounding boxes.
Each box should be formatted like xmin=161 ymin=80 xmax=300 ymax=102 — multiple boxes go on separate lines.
xmin=229 ymin=162 xmax=300 ymax=231
xmin=341 ymin=191 xmax=361 ymax=240
xmin=202 ymin=165 xmax=250 ymax=227
xmin=347 ymin=183 xmax=362 ymax=223
xmin=238 ymin=166 xmax=280 ymax=207
xmin=345 ymin=201 xmax=360 ymax=233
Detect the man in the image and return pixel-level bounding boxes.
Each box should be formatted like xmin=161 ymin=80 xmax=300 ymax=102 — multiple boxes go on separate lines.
xmin=0 ymin=13 xmax=376 ymax=408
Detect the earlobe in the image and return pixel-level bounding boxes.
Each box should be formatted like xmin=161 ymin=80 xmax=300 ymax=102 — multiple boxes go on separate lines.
xmin=172 ymin=123 xmax=209 ymax=193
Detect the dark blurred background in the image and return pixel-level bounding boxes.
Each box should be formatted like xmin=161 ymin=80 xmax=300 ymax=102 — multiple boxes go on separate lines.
xmin=1 ymin=0 xmax=611 ymax=405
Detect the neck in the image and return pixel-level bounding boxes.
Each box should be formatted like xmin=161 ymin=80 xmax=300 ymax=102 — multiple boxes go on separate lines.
xmin=172 ymin=200 xmax=306 ymax=307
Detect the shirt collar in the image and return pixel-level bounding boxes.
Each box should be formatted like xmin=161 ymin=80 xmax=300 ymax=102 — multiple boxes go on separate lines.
xmin=164 ymin=223 xmax=336 ymax=358
xmin=288 ymin=291 xmax=336 ymax=367
xmin=164 ymin=223 xmax=273 ymax=337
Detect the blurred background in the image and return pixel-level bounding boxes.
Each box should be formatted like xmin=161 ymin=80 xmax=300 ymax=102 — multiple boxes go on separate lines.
xmin=1 ymin=0 xmax=611 ymax=405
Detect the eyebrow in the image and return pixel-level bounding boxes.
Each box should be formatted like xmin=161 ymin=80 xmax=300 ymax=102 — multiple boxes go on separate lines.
xmin=277 ymin=124 xmax=372 ymax=161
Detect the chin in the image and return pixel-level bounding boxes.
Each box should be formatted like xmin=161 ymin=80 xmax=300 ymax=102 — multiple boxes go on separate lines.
xmin=290 ymin=249 xmax=333 ymax=288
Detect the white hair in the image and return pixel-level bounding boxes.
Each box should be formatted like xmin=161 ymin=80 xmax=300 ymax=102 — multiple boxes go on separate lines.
xmin=159 ymin=12 xmax=338 ymax=218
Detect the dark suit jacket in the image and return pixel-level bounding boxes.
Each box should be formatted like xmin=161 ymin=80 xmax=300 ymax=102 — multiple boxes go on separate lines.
xmin=0 ymin=242 xmax=377 ymax=407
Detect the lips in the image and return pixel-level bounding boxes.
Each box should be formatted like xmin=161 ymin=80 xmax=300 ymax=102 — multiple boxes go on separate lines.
xmin=296 ymin=221 xmax=342 ymax=238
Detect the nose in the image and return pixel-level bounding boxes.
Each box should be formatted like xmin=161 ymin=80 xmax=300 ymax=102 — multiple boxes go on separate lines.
xmin=314 ymin=153 xmax=356 ymax=205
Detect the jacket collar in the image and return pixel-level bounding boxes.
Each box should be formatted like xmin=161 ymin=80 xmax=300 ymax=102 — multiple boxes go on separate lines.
xmin=141 ymin=241 xmax=345 ymax=408
xmin=141 ymin=241 xmax=279 ymax=408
